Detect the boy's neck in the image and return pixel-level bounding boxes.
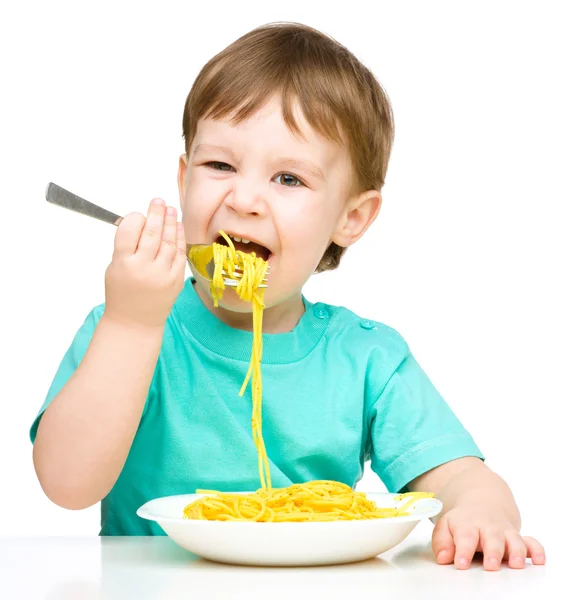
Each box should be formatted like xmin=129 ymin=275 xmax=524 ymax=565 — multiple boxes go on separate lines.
xmin=192 ymin=281 xmax=305 ymax=334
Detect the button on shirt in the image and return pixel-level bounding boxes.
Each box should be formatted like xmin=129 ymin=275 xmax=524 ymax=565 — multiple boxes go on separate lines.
xmin=30 ymin=278 xmax=483 ymax=535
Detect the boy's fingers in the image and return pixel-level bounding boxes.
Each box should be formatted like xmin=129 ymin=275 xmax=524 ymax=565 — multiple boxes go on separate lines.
xmin=452 ymin=527 xmax=480 ymax=569
xmin=113 ymin=212 xmax=146 ymax=256
xmin=136 ymin=198 xmax=166 ymax=259
xmin=172 ymin=222 xmax=187 ymax=273
xmin=523 ymin=536 xmax=546 ymax=565
xmin=505 ymin=531 xmax=529 ymax=569
xmin=480 ymin=528 xmax=505 ymax=571
xmin=432 ymin=517 xmax=455 ymax=565
xmin=156 ymin=206 xmax=178 ymax=265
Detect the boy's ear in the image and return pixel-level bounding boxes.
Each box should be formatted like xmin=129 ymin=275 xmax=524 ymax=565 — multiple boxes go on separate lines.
xmin=177 ymin=153 xmax=189 ymax=211
xmin=331 ymin=189 xmax=382 ymax=248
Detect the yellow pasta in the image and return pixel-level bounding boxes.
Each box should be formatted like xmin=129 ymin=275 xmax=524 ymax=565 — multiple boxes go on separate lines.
xmin=189 ymin=230 xmax=271 ymax=490
xmin=186 ymin=232 xmax=434 ymax=521
xmin=184 ymin=481 xmax=434 ymax=522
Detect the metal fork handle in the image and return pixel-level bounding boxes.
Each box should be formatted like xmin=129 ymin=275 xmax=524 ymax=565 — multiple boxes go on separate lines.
xmin=46 ymin=182 xmax=203 ymax=260
xmin=46 ymin=182 xmax=123 ymax=226
xmin=47 ymin=182 xmax=198 ymax=255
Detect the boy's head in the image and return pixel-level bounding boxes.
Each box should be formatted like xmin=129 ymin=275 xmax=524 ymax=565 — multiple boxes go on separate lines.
xmin=178 ymin=22 xmax=394 ymax=310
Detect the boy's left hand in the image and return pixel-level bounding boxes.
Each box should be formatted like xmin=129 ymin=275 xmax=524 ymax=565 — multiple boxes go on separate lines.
xmin=432 ymin=505 xmax=546 ymax=570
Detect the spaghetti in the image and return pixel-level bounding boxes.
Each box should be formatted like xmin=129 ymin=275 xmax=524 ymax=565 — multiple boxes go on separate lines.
xmin=184 ymin=481 xmax=434 ymax=522
xmin=186 ymin=232 xmax=434 ymax=521
xmin=189 ymin=230 xmax=271 ymax=490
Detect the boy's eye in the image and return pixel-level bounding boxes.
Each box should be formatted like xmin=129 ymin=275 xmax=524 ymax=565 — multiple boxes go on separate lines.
xmin=273 ymin=173 xmax=303 ymax=187
xmin=206 ymin=161 xmax=234 ymax=172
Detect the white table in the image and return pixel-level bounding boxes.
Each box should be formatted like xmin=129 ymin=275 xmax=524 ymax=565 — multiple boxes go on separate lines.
xmin=0 ymin=522 xmax=554 ymax=599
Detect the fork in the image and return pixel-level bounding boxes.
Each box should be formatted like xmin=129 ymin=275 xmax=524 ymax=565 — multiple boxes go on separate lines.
xmin=45 ymin=182 xmax=269 ymax=288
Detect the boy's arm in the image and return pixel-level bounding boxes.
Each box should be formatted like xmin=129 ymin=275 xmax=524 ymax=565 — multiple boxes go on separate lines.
xmin=409 ymin=457 xmax=546 ymax=570
xmin=33 ymin=316 xmax=164 ymax=509
xmin=33 ymin=199 xmax=186 ymax=510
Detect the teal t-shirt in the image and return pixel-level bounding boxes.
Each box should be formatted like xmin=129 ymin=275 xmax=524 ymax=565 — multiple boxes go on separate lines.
xmin=30 ymin=278 xmax=483 ymax=535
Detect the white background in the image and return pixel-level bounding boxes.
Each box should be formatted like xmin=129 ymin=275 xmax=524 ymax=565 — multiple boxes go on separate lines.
xmin=0 ymin=0 xmax=559 ymax=545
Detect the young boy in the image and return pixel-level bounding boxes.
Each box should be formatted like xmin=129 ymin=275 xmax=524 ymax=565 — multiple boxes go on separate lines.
xmin=31 ymin=22 xmax=545 ymax=571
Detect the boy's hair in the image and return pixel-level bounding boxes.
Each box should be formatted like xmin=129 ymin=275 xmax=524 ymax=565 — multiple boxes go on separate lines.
xmin=182 ymin=22 xmax=394 ymax=272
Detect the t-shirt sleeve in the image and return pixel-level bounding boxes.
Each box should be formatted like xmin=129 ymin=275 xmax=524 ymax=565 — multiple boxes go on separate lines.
xmin=29 ymin=306 xmax=104 ymax=444
xmin=368 ymin=351 xmax=484 ymax=493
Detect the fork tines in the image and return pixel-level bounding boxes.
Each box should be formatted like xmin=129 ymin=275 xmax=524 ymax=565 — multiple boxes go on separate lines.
xmin=228 ymin=265 xmax=271 ymax=275
xmin=222 ymin=270 xmax=269 ymax=283
xmin=223 ymin=277 xmax=268 ymax=288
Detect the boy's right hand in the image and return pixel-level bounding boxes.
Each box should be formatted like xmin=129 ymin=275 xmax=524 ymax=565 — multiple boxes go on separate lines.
xmin=104 ymin=198 xmax=187 ymax=329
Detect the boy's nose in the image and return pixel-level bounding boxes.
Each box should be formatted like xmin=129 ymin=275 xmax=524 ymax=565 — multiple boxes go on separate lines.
xmin=224 ymin=182 xmax=267 ymax=217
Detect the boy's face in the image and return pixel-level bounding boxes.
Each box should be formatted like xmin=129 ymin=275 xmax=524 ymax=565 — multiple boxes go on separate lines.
xmin=178 ymin=95 xmax=379 ymax=312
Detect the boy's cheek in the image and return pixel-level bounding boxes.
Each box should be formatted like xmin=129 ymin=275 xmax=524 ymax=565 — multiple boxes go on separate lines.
xmin=278 ymin=250 xmax=322 ymax=288
xmin=182 ymin=182 xmax=230 ymax=230
xmin=181 ymin=191 xmax=217 ymax=243
xmin=181 ymin=210 xmax=208 ymax=244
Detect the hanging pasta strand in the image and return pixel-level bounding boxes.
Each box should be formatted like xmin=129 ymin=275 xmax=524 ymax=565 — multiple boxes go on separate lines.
xmin=186 ymin=231 xmax=434 ymax=521
xmin=197 ymin=230 xmax=272 ymax=491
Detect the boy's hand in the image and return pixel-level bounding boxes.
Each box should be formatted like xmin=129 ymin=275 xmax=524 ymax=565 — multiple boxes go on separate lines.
xmin=432 ymin=506 xmax=546 ymax=570
xmin=105 ymin=198 xmax=187 ymax=329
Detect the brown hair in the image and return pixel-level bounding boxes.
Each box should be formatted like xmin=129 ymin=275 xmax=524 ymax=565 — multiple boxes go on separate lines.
xmin=182 ymin=22 xmax=394 ymax=272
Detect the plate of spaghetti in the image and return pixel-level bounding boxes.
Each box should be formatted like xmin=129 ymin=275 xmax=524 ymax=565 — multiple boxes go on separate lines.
xmin=137 ymin=232 xmax=442 ymax=566
xmin=137 ymin=486 xmax=442 ymax=566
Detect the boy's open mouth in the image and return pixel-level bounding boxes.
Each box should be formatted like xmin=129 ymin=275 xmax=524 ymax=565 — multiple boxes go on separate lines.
xmin=215 ymin=233 xmax=272 ymax=262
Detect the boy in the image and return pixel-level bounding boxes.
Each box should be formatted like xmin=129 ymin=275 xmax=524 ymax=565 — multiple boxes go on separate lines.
xmin=31 ymin=22 xmax=545 ymax=570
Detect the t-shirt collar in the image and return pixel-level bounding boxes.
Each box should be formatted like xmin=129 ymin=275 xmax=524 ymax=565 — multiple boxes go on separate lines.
xmin=173 ymin=278 xmax=331 ymax=364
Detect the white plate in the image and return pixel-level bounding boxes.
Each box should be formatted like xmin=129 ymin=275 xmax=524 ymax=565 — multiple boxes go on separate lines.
xmin=137 ymin=492 xmax=442 ymax=566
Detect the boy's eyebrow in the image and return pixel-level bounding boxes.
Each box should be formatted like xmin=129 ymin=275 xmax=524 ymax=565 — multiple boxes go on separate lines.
xmin=193 ymin=144 xmax=238 ymax=161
